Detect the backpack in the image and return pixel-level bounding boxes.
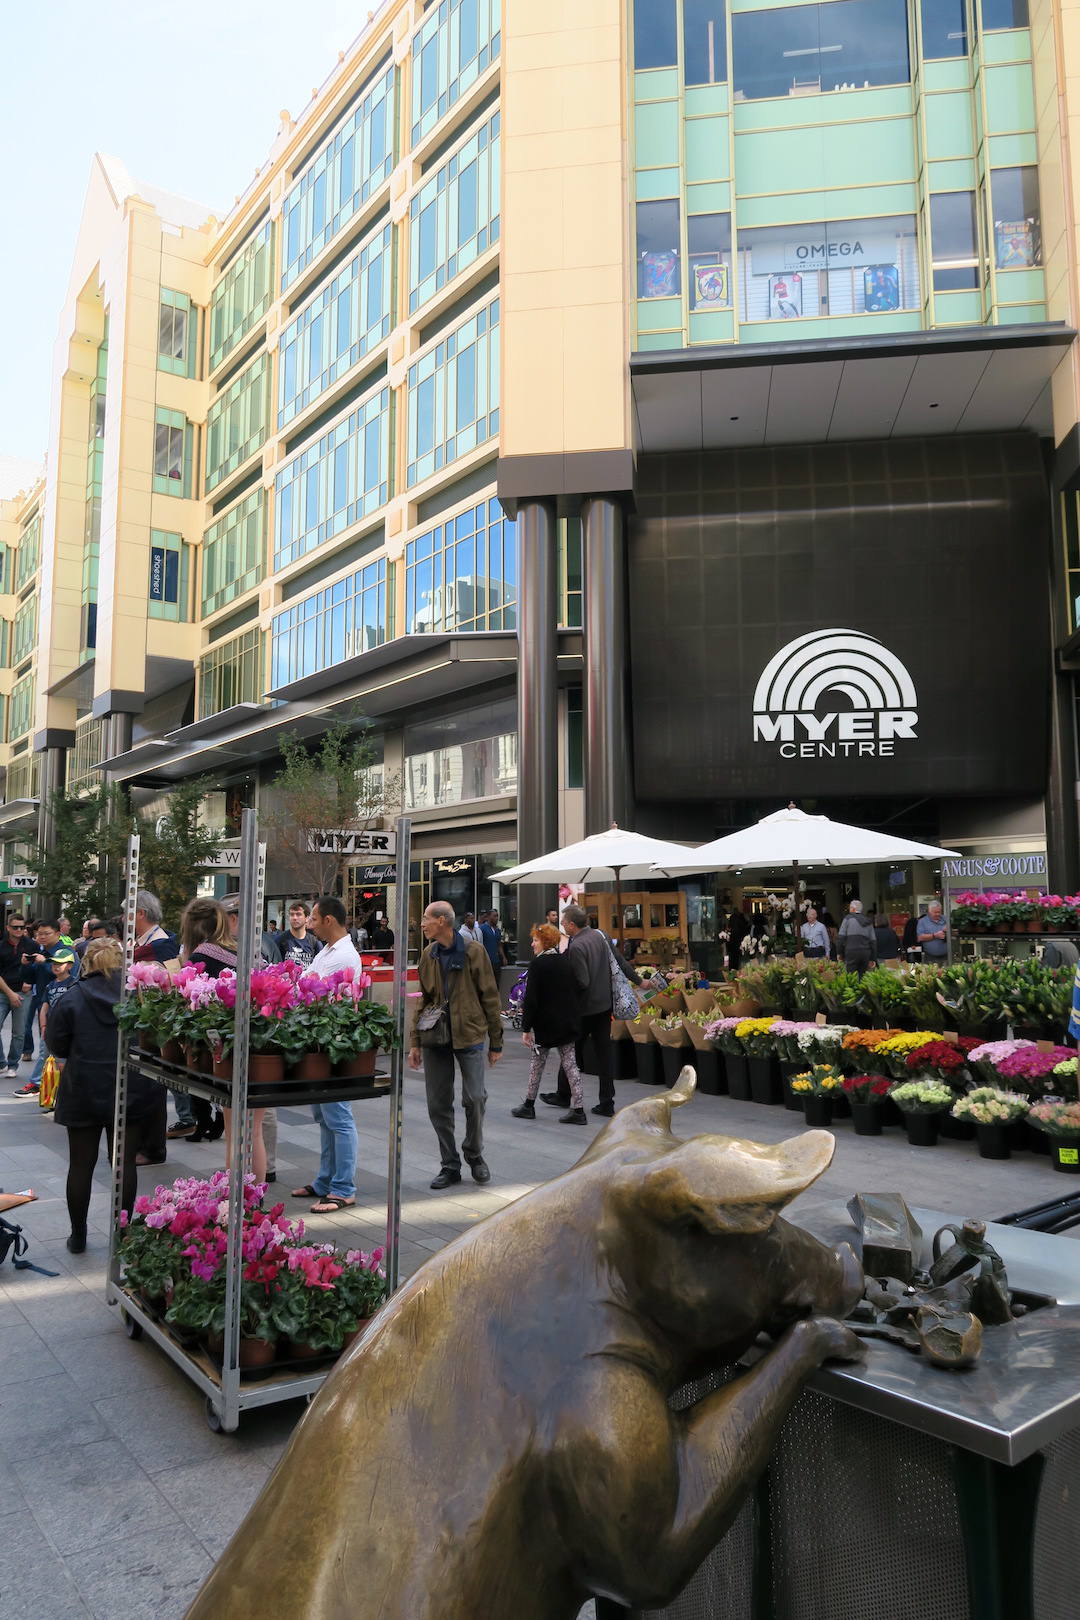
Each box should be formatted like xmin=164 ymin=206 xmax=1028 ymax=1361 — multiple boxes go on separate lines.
xmin=0 ymin=1214 xmax=58 ymax=1277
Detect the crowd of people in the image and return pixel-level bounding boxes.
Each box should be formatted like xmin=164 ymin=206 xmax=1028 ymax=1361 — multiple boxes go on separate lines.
xmin=722 ymin=897 xmax=950 ymax=977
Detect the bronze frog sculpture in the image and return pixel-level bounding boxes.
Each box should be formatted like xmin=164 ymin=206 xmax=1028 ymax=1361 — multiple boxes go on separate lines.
xmin=185 ymin=1068 xmax=862 ymax=1620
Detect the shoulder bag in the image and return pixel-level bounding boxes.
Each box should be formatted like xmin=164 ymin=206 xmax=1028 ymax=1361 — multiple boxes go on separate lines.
xmin=605 ymin=940 xmax=641 ymax=1022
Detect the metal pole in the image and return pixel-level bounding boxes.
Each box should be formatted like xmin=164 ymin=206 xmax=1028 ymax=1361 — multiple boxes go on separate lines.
xmin=107 ymin=834 xmax=140 ymax=1294
xmin=222 ymin=807 xmax=260 ymax=1429
xmin=385 ymin=814 xmax=411 ymax=1292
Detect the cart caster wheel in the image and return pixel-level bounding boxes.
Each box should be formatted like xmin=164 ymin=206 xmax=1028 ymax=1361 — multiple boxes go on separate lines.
xmin=204 ymin=1397 xmax=237 ymax=1434
xmin=121 ymin=1309 xmax=143 ymax=1341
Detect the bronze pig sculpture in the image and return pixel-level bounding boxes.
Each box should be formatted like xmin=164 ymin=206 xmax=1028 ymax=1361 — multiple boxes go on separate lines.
xmin=185 ymin=1067 xmax=862 ymax=1620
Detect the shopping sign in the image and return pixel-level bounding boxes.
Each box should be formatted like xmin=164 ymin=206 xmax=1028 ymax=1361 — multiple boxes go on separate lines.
xmin=5 ymin=874 xmax=36 ymax=891
xmin=306 ymin=829 xmax=397 ymax=857
xmin=200 ymin=848 xmax=244 ymax=870
xmin=752 ymin=629 xmax=919 ymax=760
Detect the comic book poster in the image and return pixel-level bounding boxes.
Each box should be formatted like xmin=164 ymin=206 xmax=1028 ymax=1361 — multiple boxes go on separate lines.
xmin=864 ymin=263 xmax=900 ymax=312
xmin=640 ymin=251 xmax=680 ymax=298
xmin=693 ymin=262 xmax=729 ymax=306
xmin=995 ymin=220 xmax=1035 ymax=269
xmin=769 ymin=273 xmax=802 ymax=318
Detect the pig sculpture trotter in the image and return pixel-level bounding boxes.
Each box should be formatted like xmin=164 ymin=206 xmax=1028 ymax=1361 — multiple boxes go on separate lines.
xmin=185 ymin=1067 xmax=863 ymax=1620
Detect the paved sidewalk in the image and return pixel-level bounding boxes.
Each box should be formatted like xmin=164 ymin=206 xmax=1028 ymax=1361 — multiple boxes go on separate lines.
xmin=0 ymin=1042 xmax=1074 ymax=1618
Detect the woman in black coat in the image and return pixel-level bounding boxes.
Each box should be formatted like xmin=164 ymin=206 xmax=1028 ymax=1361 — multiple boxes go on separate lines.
xmin=511 ymin=923 xmax=585 ymax=1125
xmin=49 ymin=938 xmax=166 ymax=1253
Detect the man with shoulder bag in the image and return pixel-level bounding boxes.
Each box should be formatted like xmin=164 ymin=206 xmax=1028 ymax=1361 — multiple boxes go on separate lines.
xmin=408 ymin=901 xmax=503 ymax=1189
xmin=540 ymin=904 xmax=638 ymax=1118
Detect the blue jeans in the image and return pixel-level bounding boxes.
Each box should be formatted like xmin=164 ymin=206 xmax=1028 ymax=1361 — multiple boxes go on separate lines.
xmin=0 ymin=995 xmax=27 ymax=1066
xmin=29 ymin=1042 xmax=49 ymax=1086
xmin=311 ymin=1101 xmax=357 ymax=1199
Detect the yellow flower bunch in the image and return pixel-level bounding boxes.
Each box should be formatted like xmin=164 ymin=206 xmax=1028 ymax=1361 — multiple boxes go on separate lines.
xmin=734 ymin=1018 xmax=779 ymax=1038
xmin=790 ymin=1064 xmax=843 ymax=1096
xmin=875 ymin=1030 xmax=939 ymax=1055
xmin=790 ymin=1074 xmax=813 ymax=1093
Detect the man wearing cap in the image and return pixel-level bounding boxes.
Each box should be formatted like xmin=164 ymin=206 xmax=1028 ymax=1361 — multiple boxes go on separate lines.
xmin=14 ymin=925 xmax=78 ymax=1099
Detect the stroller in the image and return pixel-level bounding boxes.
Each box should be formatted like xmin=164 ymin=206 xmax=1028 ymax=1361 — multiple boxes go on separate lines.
xmin=504 ymin=969 xmax=528 ymax=1031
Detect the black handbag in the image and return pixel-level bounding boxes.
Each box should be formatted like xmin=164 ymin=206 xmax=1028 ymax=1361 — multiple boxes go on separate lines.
xmin=417 ymin=1002 xmax=450 ymax=1047
xmin=0 ymin=1214 xmax=58 ymax=1277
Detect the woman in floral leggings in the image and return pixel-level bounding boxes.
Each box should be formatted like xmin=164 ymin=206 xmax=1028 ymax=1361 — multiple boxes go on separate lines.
xmin=511 ymin=923 xmax=586 ymax=1125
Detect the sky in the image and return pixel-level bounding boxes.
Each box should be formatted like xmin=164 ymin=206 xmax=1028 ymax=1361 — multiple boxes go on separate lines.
xmin=0 ymin=0 xmax=372 ymax=476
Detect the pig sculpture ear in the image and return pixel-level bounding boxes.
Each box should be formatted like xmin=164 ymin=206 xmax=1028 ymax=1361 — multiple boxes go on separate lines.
xmin=636 ymin=1130 xmax=836 ymax=1235
xmin=577 ymin=1067 xmax=697 ymax=1166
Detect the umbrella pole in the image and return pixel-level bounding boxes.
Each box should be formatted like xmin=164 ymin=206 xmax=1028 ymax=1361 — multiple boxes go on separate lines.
xmin=792 ymin=858 xmax=799 ymax=943
xmin=614 ymin=866 xmax=624 ymax=945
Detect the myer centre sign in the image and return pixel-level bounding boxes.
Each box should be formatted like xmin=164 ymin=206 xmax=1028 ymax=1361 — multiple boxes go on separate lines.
xmin=753 ymin=629 xmax=918 ymax=760
xmin=751 ymin=232 xmax=900 ymax=275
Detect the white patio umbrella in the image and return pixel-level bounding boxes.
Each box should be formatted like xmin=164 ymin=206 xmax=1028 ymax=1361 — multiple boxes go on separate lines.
xmin=651 ymin=804 xmax=960 ymax=901
xmin=495 ymin=826 xmax=697 ymax=939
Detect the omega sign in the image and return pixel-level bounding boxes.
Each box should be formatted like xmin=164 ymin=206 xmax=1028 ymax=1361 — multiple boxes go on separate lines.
xmin=752 ymin=629 xmax=918 ymax=761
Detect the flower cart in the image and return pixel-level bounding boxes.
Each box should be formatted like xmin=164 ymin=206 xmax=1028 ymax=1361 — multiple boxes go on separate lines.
xmin=105 ymin=808 xmax=411 ymax=1433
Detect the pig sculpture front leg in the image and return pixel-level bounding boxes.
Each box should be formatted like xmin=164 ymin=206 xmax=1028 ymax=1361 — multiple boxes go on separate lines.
xmin=583 ymin=1316 xmax=863 ymax=1612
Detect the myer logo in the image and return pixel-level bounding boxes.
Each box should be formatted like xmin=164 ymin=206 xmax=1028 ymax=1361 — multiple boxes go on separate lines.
xmin=752 ymin=629 xmax=918 ymax=760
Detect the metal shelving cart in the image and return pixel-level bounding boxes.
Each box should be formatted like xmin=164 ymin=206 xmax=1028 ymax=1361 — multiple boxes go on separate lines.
xmin=105 ymin=807 xmax=410 ymax=1431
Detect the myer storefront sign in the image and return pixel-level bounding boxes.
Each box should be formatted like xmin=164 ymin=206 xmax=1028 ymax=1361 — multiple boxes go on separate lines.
xmin=752 ymin=232 xmax=899 ymax=275
xmin=752 ymin=629 xmax=918 ymax=760
xmin=306 ymin=829 xmax=397 ymax=857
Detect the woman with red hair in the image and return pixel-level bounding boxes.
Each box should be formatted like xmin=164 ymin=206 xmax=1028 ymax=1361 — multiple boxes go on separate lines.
xmin=511 ymin=923 xmax=585 ymax=1125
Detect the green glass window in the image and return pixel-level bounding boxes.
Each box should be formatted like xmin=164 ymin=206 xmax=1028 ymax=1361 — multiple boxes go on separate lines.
xmin=921 ymin=0 xmax=969 ymax=57
xmin=406 ymin=296 xmax=499 ymax=487
xmin=205 ymin=352 xmax=269 ymax=493
xmin=931 ymin=192 xmax=979 ymax=289
xmin=274 ymin=387 xmax=390 ymax=571
xmin=982 ymin=0 xmax=1028 ymax=28
xmin=411 ymin=0 xmax=500 ymax=146
xmin=688 ymin=214 xmax=732 ymax=308
xmin=15 ymin=515 xmax=40 ymax=591
xmin=635 ymin=0 xmax=677 ymax=67
xmin=278 ymin=222 xmax=393 ymax=428
xmin=198 ymin=628 xmax=264 ymax=719
xmin=0 ymin=621 xmax=10 ymax=669
xmin=405 ymin=497 xmax=515 ymax=633
xmin=684 ymin=0 xmax=727 ymax=84
xmin=637 ymin=200 xmax=682 ymax=298
xmin=991 ymin=167 xmax=1041 ymax=268
xmin=153 ymin=407 xmax=192 ymax=498
xmin=158 ymin=289 xmax=196 ymax=377
xmin=736 ymin=215 xmax=920 ymax=320
xmin=8 ymin=673 xmax=34 ymax=743
xmin=148 ymin=530 xmax=191 ymax=622
xmin=209 ymin=222 xmax=273 ymax=372
xmin=732 ymin=0 xmax=910 ymax=100
xmin=271 ymin=558 xmax=387 ymax=687
xmin=202 ymin=488 xmax=266 ymax=618
xmin=408 ymin=111 xmax=500 ymax=315
xmin=281 ymin=66 xmax=395 ymax=291
xmin=11 ymin=596 xmax=37 ymax=666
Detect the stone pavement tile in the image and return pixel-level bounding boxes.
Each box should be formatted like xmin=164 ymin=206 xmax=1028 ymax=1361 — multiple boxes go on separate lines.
xmin=0 ymin=1509 xmax=92 ymax=1620
xmin=0 ymin=1371 xmax=113 ymax=1458
xmin=14 ymin=1437 xmax=178 ymax=1556
xmin=0 ymin=1319 xmax=63 ymax=1387
xmin=93 ymin=1374 xmax=303 ymax=1476
xmin=0 ymin=1290 xmax=33 ymax=1328
xmin=154 ymin=1448 xmax=273 ymax=1560
xmin=67 ymin=1522 xmax=213 ymax=1620
xmin=2 ymin=1271 xmax=119 ymax=1341
xmin=52 ymin=1321 xmax=178 ymax=1399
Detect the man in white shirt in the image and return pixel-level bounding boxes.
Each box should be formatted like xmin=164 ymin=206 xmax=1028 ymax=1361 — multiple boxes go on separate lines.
xmin=292 ymin=895 xmax=362 ymax=1213
xmin=460 ymin=911 xmax=484 ymax=945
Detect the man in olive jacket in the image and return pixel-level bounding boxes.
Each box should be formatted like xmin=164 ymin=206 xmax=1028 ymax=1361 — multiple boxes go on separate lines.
xmin=408 ymin=900 xmax=503 ymax=1189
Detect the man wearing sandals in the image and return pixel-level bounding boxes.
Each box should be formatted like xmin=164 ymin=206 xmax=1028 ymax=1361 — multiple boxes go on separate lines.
xmin=292 ymin=896 xmax=362 ymax=1215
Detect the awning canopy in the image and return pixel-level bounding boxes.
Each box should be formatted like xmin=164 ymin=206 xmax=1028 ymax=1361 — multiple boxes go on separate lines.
xmin=631 ymin=323 xmax=1074 ymax=454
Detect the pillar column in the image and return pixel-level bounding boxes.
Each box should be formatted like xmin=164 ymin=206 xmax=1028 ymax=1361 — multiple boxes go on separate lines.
xmin=582 ymin=495 xmax=632 ymax=835
xmin=102 ymin=711 xmax=133 ymax=765
xmin=36 ymin=745 xmax=68 ymax=853
xmin=516 ymin=499 xmax=559 ymax=864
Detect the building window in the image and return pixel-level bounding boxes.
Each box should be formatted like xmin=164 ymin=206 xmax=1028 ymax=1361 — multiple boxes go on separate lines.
xmin=982 ymin=0 xmax=1028 ymax=28
xmin=732 ymin=0 xmax=910 ymax=102
xmin=684 ymin=0 xmax=727 ymax=83
xmin=408 ymin=110 xmax=500 ymax=315
xmin=11 ymin=597 xmax=37 ymax=666
xmin=202 ymin=488 xmax=266 ymax=618
xmin=736 ymin=215 xmax=920 ymax=321
xmin=198 ymin=628 xmax=264 ymax=719
xmin=411 ymin=0 xmax=500 ymax=146
xmin=148 ymin=530 xmax=190 ymax=622
xmin=270 ymin=558 xmax=387 ymax=688
xmin=68 ymin=717 xmax=106 ymax=794
xmin=407 ymin=296 xmax=499 ymax=487
xmin=637 ymin=200 xmax=682 ymax=299
xmin=921 ymin=0 xmax=968 ymax=56
xmin=209 ymin=221 xmax=274 ymax=372
xmin=566 ymin=686 xmax=583 ymax=789
xmin=278 ymin=223 xmax=393 ymax=428
xmin=634 ymin=0 xmax=678 ymax=67
xmin=404 ymin=695 xmax=518 ymax=809
xmin=688 ymin=214 xmax=732 ymax=308
xmin=158 ymin=289 xmax=196 ymax=377
xmin=8 ymin=672 xmax=34 ymax=744
xmin=153 ymin=407 xmax=191 ymax=497
xmin=281 ymin=66 xmax=395 ymax=291
xmin=15 ymin=515 xmax=40 ymax=591
xmin=930 ymin=191 xmax=979 ymax=290
xmin=559 ymin=518 xmax=582 ymax=628
xmin=273 ymin=386 xmax=390 ymax=571
xmin=5 ymin=752 xmax=38 ymax=801
xmin=405 ymin=498 xmax=516 ymax=634
xmin=991 ymin=167 xmax=1041 ymax=268
xmin=205 ymin=352 xmax=269 ymax=493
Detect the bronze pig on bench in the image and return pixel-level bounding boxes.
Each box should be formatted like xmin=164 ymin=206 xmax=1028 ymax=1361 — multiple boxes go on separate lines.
xmin=185 ymin=1067 xmax=862 ymax=1620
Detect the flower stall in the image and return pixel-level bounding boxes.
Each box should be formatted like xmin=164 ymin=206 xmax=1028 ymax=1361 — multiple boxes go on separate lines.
xmin=105 ymin=808 xmax=412 ymax=1433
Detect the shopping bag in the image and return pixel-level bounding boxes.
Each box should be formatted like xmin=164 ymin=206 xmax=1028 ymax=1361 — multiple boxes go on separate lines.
xmin=606 ymin=941 xmax=641 ymax=1022
xmin=38 ymin=1055 xmax=60 ymax=1111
